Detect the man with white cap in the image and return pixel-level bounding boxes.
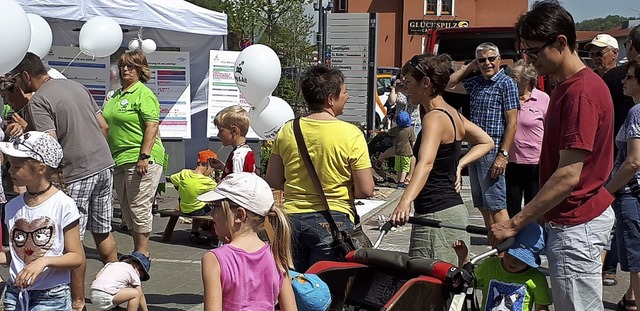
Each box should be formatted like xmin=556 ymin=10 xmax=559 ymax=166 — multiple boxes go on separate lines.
xmin=585 ymin=33 xmax=619 ymax=77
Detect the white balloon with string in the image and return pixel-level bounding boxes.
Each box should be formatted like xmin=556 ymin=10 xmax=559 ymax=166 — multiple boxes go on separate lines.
xmin=0 ymin=0 xmax=31 ymax=74
xmin=249 ymin=96 xmax=294 ymax=140
xmin=141 ymin=39 xmax=156 ymax=54
xmin=79 ymin=16 xmax=123 ymax=58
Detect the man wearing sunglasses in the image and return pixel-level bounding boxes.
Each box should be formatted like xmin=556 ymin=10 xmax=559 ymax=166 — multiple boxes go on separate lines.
xmin=585 ymin=33 xmax=619 ymax=77
xmin=447 ymin=42 xmax=519 ymax=229
xmin=488 ymin=1 xmax=615 ymax=310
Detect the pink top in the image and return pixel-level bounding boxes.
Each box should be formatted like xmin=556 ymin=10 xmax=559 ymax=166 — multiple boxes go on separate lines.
xmin=211 ymin=243 xmax=283 ymax=311
xmin=90 ymin=262 xmax=141 ymax=295
xmin=509 ymin=88 xmax=550 ymax=165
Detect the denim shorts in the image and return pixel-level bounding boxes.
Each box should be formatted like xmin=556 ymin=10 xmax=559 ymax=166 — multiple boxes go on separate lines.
xmin=185 ymin=205 xmax=212 ymax=217
xmin=468 ymin=149 xmax=506 ymax=212
xmin=613 ymin=194 xmax=640 ymax=272
xmin=4 ymin=284 xmax=71 ymax=311
xmin=288 ymin=211 xmax=355 ymax=272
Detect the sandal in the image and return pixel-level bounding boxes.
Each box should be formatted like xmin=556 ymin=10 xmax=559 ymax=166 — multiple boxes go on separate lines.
xmin=618 ymin=295 xmax=637 ymax=311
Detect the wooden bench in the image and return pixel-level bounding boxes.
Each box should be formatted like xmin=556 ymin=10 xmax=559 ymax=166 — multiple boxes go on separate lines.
xmin=157 ymin=209 xmax=213 ymax=242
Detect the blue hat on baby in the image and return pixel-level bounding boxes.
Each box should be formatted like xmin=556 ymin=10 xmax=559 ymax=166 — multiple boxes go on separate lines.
xmin=396 ymin=111 xmax=412 ymax=128
xmin=507 ymin=222 xmax=545 ymax=268
xmin=289 ymin=270 xmax=331 ymax=311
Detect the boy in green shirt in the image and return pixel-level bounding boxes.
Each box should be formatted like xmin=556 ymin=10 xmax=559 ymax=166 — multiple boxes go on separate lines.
xmin=170 ymin=150 xmax=218 ymax=245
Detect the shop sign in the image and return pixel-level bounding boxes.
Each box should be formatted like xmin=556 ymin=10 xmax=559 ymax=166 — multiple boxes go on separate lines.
xmin=408 ymin=20 xmax=469 ymax=34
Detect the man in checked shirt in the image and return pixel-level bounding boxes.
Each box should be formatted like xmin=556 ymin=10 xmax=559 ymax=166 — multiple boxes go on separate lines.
xmin=447 ymin=42 xmax=519 ymax=228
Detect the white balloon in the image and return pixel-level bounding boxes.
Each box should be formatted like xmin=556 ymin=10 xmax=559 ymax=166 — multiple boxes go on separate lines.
xmin=141 ymin=39 xmax=156 ymax=54
xmin=249 ymin=96 xmax=294 ymax=140
xmin=128 ymin=39 xmax=140 ymax=51
xmin=79 ymin=16 xmax=123 ymax=58
xmin=26 ymin=14 xmax=52 ymax=59
xmin=0 ymin=0 xmax=31 ymax=74
xmin=234 ymin=44 xmax=281 ymax=106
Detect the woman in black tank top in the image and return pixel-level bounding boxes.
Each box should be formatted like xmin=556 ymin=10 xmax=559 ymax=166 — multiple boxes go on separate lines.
xmin=389 ymin=54 xmax=494 ymax=263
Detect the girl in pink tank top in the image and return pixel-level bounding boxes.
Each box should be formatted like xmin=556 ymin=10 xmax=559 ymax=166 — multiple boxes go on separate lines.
xmin=198 ymin=173 xmax=297 ymax=311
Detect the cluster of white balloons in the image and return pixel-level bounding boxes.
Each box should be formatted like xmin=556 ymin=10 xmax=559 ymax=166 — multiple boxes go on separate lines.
xmin=234 ymin=44 xmax=294 ymax=140
xmin=128 ymin=38 xmax=157 ymax=54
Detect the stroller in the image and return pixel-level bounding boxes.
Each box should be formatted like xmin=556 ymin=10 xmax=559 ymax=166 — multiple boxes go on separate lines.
xmin=305 ymin=217 xmax=515 ymax=311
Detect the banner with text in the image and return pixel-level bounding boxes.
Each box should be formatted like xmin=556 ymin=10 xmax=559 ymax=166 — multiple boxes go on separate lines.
xmin=206 ymin=50 xmax=259 ymax=139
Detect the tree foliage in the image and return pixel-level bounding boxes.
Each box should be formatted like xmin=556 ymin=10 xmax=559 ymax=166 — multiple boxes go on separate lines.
xmin=575 ymin=15 xmax=634 ymax=31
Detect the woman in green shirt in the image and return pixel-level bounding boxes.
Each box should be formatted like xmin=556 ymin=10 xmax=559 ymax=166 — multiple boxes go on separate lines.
xmin=103 ymin=50 xmax=165 ymax=264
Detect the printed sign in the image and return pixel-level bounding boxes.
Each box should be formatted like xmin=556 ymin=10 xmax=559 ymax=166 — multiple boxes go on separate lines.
xmin=408 ymin=20 xmax=469 ymax=34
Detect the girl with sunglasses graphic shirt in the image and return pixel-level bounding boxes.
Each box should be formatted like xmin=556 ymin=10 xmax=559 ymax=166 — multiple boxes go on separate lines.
xmin=0 ymin=131 xmax=84 ymax=311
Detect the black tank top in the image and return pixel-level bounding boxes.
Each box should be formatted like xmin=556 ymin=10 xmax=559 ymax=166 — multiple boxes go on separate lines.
xmin=413 ymin=108 xmax=464 ymax=214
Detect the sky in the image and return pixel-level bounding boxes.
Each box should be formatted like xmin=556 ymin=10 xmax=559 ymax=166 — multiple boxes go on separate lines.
xmin=534 ymin=0 xmax=639 ymax=22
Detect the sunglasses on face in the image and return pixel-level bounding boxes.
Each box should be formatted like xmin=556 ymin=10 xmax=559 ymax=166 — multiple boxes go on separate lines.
xmin=519 ymin=40 xmax=556 ymax=60
xmin=588 ymin=48 xmax=612 ymax=58
xmin=408 ymin=55 xmax=428 ymax=76
xmin=477 ymin=56 xmax=499 ymax=63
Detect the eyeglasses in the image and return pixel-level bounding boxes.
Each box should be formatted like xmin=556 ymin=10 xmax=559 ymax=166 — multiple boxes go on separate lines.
xmin=477 ymin=56 xmax=499 ymax=63
xmin=12 ymin=226 xmax=54 ymax=247
xmin=409 ymin=55 xmax=428 ymax=76
xmin=519 ymin=40 xmax=556 ymax=60
xmin=119 ymin=63 xmax=136 ymax=70
xmin=589 ymin=48 xmax=612 ymax=59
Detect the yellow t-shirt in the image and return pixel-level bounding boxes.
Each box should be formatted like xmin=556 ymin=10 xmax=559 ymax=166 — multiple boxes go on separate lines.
xmin=272 ymin=118 xmax=371 ymax=219
xmin=170 ymin=169 xmax=217 ymax=214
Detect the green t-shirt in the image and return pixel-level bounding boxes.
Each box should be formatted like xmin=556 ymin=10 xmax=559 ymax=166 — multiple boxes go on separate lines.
xmin=476 ymin=257 xmax=552 ymax=311
xmin=170 ymin=169 xmax=217 ymax=214
xmin=103 ymin=81 xmax=165 ymax=166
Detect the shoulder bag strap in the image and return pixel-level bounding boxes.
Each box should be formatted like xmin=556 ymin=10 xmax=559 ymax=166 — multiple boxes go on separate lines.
xmin=292 ymin=118 xmax=342 ymax=235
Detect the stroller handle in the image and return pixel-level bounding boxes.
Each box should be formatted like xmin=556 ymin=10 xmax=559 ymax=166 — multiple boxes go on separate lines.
xmin=407 ymin=217 xmax=488 ymax=235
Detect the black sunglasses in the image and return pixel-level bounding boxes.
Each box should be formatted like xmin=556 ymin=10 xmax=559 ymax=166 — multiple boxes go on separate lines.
xmin=409 ymin=55 xmax=428 ymax=76
xmin=519 ymin=40 xmax=556 ymax=60
xmin=588 ymin=48 xmax=613 ymax=58
xmin=477 ymin=56 xmax=499 ymax=63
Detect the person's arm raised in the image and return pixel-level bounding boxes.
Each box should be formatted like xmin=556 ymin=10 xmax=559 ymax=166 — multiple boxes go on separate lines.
xmin=446 ymin=61 xmax=479 ymax=94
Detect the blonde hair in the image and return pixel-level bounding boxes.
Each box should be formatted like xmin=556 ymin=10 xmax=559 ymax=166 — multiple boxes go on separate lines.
xmin=216 ymin=199 xmax=293 ymax=274
xmin=118 ymin=50 xmax=152 ymax=83
xmin=214 ymin=106 xmax=250 ymax=136
xmin=24 ymin=159 xmax=68 ymax=195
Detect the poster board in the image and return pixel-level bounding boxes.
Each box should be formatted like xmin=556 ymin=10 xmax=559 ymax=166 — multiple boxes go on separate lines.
xmin=145 ymin=52 xmax=192 ymax=139
xmin=206 ymin=50 xmax=260 ymax=139
xmin=43 ymin=46 xmax=110 ymax=106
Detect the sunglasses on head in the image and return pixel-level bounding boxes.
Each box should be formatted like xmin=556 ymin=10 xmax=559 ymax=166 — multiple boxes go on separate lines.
xmin=409 ymin=55 xmax=427 ymax=76
xmin=477 ymin=56 xmax=499 ymax=63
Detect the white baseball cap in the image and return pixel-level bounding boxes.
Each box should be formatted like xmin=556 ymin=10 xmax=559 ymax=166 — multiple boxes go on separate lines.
xmin=585 ymin=34 xmax=619 ymax=50
xmin=197 ymin=172 xmax=274 ymax=216
xmin=0 ymin=131 xmax=63 ymax=168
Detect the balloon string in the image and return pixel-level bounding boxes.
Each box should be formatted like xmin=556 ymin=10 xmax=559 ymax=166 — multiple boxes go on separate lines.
xmin=59 ymin=51 xmax=84 ymax=74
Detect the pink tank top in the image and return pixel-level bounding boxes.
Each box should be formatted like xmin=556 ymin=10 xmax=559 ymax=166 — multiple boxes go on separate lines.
xmin=211 ymin=243 xmax=283 ymax=310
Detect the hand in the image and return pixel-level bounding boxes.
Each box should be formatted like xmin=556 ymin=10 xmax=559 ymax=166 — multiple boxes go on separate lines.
xmin=390 ymin=201 xmax=411 ymax=226
xmin=11 ymin=113 xmax=28 ymax=129
xmin=454 ymin=166 xmax=463 ymax=193
xmin=452 ymin=239 xmax=469 ymax=260
xmin=15 ymin=257 xmax=48 ymax=288
xmin=488 ymin=219 xmax=518 ymax=246
xmin=490 ymin=154 xmax=507 ymax=179
xmin=5 ymin=123 xmax=23 ymax=138
xmin=469 ymin=59 xmax=481 ymax=72
xmin=136 ymin=159 xmax=149 ymax=176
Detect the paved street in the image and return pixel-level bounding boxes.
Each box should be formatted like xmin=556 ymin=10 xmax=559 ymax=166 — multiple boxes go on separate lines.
xmin=0 ymin=181 xmax=630 ymax=310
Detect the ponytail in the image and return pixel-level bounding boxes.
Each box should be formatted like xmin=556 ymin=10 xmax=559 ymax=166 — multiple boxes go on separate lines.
xmin=52 ymin=165 xmax=68 ymax=195
xmin=266 ymin=207 xmax=293 ymax=275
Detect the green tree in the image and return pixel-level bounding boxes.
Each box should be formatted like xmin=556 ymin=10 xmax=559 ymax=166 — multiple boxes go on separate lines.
xmin=575 ymin=15 xmax=633 ymax=31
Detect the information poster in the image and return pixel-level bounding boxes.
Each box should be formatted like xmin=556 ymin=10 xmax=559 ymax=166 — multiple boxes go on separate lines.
xmin=206 ymin=50 xmax=259 ymax=139
xmin=145 ymin=52 xmax=191 ymax=139
xmin=43 ymin=46 xmax=110 ymax=106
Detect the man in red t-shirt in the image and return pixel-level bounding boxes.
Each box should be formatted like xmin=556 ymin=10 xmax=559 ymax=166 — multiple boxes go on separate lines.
xmin=489 ymin=2 xmax=615 ymax=310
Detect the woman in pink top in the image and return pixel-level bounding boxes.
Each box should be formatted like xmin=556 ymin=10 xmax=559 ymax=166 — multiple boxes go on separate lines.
xmin=505 ymin=60 xmax=550 ymax=217
xmin=199 ymin=173 xmax=297 ymax=311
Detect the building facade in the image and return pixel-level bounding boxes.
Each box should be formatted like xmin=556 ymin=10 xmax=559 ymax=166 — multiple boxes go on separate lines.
xmin=332 ymin=0 xmax=528 ymax=67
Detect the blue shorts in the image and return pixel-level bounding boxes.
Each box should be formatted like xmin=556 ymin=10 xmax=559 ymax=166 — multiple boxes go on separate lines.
xmin=4 ymin=284 xmax=71 ymax=311
xmin=185 ymin=205 xmax=212 ymax=217
xmin=614 ymin=194 xmax=640 ymax=272
xmin=468 ymin=149 xmax=506 ymax=212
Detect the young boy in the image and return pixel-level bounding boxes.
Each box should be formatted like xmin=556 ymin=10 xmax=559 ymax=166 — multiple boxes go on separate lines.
xmin=170 ymin=150 xmax=218 ymax=245
xmin=90 ymin=252 xmax=150 ymax=311
xmin=213 ymin=105 xmax=256 ymax=177
xmin=453 ymin=223 xmax=552 ymax=311
xmin=387 ymin=111 xmax=415 ymax=189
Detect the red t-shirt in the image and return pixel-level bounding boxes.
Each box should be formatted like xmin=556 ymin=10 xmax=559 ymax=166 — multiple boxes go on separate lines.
xmin=540 ymin=68 xmax=614 ymax=225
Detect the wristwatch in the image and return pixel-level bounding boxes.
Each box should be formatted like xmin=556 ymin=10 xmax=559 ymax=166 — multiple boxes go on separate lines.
xmin=139 ymin=153 xmax=151 ymax=160
xmin=500 ymin=149 xmax=509 ymax=157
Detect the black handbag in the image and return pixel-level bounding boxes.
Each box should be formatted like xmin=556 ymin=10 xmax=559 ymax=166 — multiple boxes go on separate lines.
xmin=292 ymin=118 xmax=372 ymax=258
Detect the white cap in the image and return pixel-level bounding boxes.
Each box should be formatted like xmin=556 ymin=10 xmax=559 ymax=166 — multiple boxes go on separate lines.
xmin=197 ymin=173 xmax=274 ymax=216
xmin=0 ymin=131 xmax=63 ymax=168
xmin=585 ymin=34 xmax=619 ymax=50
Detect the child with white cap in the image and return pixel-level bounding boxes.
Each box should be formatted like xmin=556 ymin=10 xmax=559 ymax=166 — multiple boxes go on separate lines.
xmin=0 ymin=131 xmax=84 ymax=310
xmin=199 ymin=172 xmax=297 ymax=310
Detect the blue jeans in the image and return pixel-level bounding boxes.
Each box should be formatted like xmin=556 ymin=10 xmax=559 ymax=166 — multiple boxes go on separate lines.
xmin=288 ymin=211 xmax=354 ymax=272
xmin=613 ymin=194 xmax=640 ymax=272
xmin=4 ymin=284 xmax=71 ymax=311
xmin=546 ymin=206 xmax=614 ymax=311
xmin=468 ymin=149 xmax=506 ymax=212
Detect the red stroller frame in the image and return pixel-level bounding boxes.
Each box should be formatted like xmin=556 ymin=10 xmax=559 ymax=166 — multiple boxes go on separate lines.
xmin=306 ymin=217 xmax=515 ymax=311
